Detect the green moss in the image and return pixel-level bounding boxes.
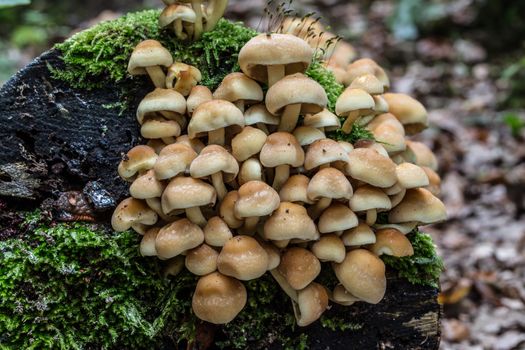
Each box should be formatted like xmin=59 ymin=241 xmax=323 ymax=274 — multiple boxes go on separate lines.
xmin=320 ymin=315 xmax=363 ymax=332
xmin=51 ymin=10 xmax=257 ymax=90
xmin=305 ymin=60 xmax=344 ymax=113
xmin=382 ymin=230 xmax=444 ymax=288
xmin=326 ymin=123 xmax=376 ymax=143
xmin=0 ymin=211 xmax=197 ymax=349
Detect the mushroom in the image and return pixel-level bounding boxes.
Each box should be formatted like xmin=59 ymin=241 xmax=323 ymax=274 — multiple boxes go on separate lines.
xmin=311 ymin=234 xmax=346 ymax=263
xmin=146 ymin=139 xmax=167 ymax=154
xmin=213 ymin=72 xmax=263 ymax=112
xmin=304 ymin=138 xmax=349 ymax=170
xmin=278 ymin=247 xmax=321 ymax=290
xmin=203 ymin=216 xmax=233 ymax=247
xmin=333 ymin=249 xmax=386 ymax=304
xmin=187 ymin=85 xmax=213 ymax=116
xmin=117 ymin=145 xmax=158 ymax=181
xmin=341 ymin=222 xmax=376 ymax=246
xmin=204 ymin=0 xmax=228 ymax=31
xmin=293 ymin=282 xmax=329 ymax=327
xmin=238 ymin=158 xmax=265 ymax=185
xmin=192 ymin=272 xmax=247 ymax=324
xmin=264 ymin=202 xmax=318 ymax=241
xmin=349 ymin=74 xmax=384 ymax=96
xmin=145 ymin=197 xmax=181 ymax=222
xmin=366 ymin=113 xmax=406 ymax=154
xmin=256 ymin=238 xmax=281 ymax=270
xmin=383 ymin=93 xmax=428 ymax=134
xmin=219 ymin=190 xmax=243 ymax=229
xmin=140 ymin=227 xmax=160 ymax=256
xmin=265 ymin=73 xmax=328 ymax=132
xmin=373 ymin=221 xmax=418 ymax=235
xmin=422 ymin=166 xmax=441 ymax=196
xmin=389 ymin=188 xmax=447 ymax=224
xmin=326 ymin=40 xmax=357 ymax=69
xmin=279 ymin=174 xmax=313 ymax=204
xmin=111 ymin=197 xmax=158 ymax=234
xmin=304 ymin=109 xmax=341 ymax=132
xmin=293 ymin=126 xmax=326 ymax=147
xmin=188 ymin=99 xmax=245 ymax=145
xmin=323 ymin=61 xmax=347 ymax=85
xmin=234 ymin=180 xmax=280 ymax=233
xmin=353 ymin=139 xmax=390 ymax=158
xmin=140 ymin=116 xmax=181 ymax=143
xmin=259 ymin=132 xmax=304 ymax=191
xmin=318 ymin=203 xmax=358 ymax=234
xmin=185 ymin=244 xmax=219 ymax=275
xmin=189 ymin=144 xmax=238 ymax=200
xmin=244 ymin=103 xmax=280 ymax=134
xmin=331 ymin=284 xmax=360 ymax=306
xmin=217 ymin=235 xmax=269 ymax=280
xmin=155 ymin=218 xmax=204 ymax=259
xmin=238 ymin=33 xmax=313 ymax=87
xmin=369 ymin=229 xmax=414 ymax=257
xmin=402 ymin=140 xmax=439 ymax=171
xmin=176 ymin=135 xmax=205 ymax=154
xmin=136 ymin=88 xmax=187 ymax=127
xmin=345 ymin=58 xmax=390 ymax=90
xmin=154 ymin=143 xmax=197 ymax=180
xmin=129 ymin=169 xmax=165 ymax=199
xmin=159 ymin=4 xmax=196 ymax=40
xmin=396 ymin=162 xmax=430 ymax=189
xmin=349 ymin=185 xmax=392 ymax=225
xmin=161 ymin=177 xmax=216 ymax=227
xmin=165 ymin=62 xmax=202 ymax=96
xmin=231 ymin=126 xmax=267 ymax=162
xmin=335 ymin=87 xmax=375 ymax=133
xmin=345 ymin=148 xmax=397 ymax=188
xmin=128 ymin=40 xmax=173 ymax=88
xmin=307 ymin=167 xmax=353 ymax=219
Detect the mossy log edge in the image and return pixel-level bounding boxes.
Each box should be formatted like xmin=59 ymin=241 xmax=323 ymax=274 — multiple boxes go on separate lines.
xmin=0 ymin=49 xmax=441 ymax=349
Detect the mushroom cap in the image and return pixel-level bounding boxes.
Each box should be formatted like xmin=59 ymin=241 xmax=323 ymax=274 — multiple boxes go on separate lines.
xmin=203 ymin=216 xmax=233 ymax=247
xmin=129 ymin=169 xmax=165 ymax=199
xmin=278 ymin=247 xmax=321 ymax=290
xmin=304 ymin=109 xmax=341 ymax=130
xmin=235 ymin=180 xmax=280 ymax=218
xmin=140 ymin=227 xmax=160 ymax=256
xmin=396 ymin=162 xmax=430 ymax=189
xmin=166 ymin=62 xmax=202 ymax=96
xmin=373 ymin=95 xmax=389 ymax=114
xmin=154 ymin=143 xmax=197 ymax=180
xmin=187 ymin=85 xmax=213 ymax=115
xmin=159 ymin=4 xmax=196 ymax=27
xmin=231 ymin=126 xmax=267 ymax=161
xmin=128 ymin=39 xmax=173 ymax=75
xmin=383 ymin=93 xmax=428 ymax=134
xmin=293 ymin=282 xmax=329 ymax=327
xmin=140 ymin=116 xmax=181 ymax=139
xmin=213 ymin=72 xmax=264 ymax=105
xmin=403 ymin=140 xmax=438 ymax=171
xmin=259 ymin=132 xmax=304 ymax=168
xmin=422 ymin=166 xmax=441 ymax=196
xmin=118 ymin=145 xmax=158 ymax=180
xmin=136 ymin=88 xmax=186 ymax=124
xmin=188 ymin=100 xmax=245 ymax=138
xmin=335 ymin=88 xmax=374 ymax=117
xmin=323 ymin=62 xmax=347 ymax=85
xmin=307 ymin=167 xmax=353 ymax=201
xmin=161 ymin=177 xmax=216 ymax=214
xmin=176 ymin=135 xmax=205 ymax=154
xmin=155 ymin=218 xmax=204 ymax=259
xmin=369 ymin=229 xmax=414 ymax=257
xmin=389 ymin=188 xmax=447 ymax=224
xmin=331 ymin=284 xmax=360 ymax=306
xmin=146 ymin=139 xmax=167 ymax=154
xmin=326 ymin=38 xmax=356 ymax=66
xmin=238 ymin=33 xmax=313 ymax=83
xmin=111 ymin=197 xmax=158 ymax=232
xmin=333 ymin=249 xmax=386 ymax=304
xmin=192 ymin=272 xmax=247 ymax=324
xmin=219 ymin=191 xmax=243 ymax=229
xmin=264 ymin=202 xmax=319 ymax=241
xmin=341 ymin=222 xmax=376 ymax=246
xmin=304 ymin=138 xmax=349 ymax=170
xmin=217 ymin=235 xmax=269 ymax=280
xmin=349 ymin=74 xmax=384 ymax=95
xmin=293 ymin=126 xmax=326 ymax=146
xmin=349 ymin=185 xmax=391 ymax=212
xmin=256 ymin=239 xmax=281 ymax=270
xmin=185 ymin=244 xmax=219 ymax=275
xmin=318 ymin=203 xmax=358 ymax=233
xmin=244 ymin=104 xmax=280 ymax=127
xmin=345 ymin=58 xmax=390 ymax=89
xmin=346 ymin=148 xmax=397 ymax=188
xmin=279 ymin=174 xmax=313 ymax=204
xmin=366 ymin=113 xmax=406 ymax=154
xmin=238 ymin=158 xmax=264 ymax=185
xmin=265 ymin=73 xmax=328 ymax=116
xmin=311 ymin=234 xmax=346 ymax=263
xmin=354 ymin=139 xmax=390 ymax=158
xmin=189 ymin=144 xmax=239 ymax=181
xmin=373 ymin=221 xmax=418 ymax=235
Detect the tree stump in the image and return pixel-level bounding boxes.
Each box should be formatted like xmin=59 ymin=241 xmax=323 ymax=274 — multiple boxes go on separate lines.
xmin=0 ymin=49 xmax=441 ymax=349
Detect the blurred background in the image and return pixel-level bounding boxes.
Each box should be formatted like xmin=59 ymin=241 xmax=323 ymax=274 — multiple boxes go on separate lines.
xmin=1 ymin=0 xmax=524 ymax=348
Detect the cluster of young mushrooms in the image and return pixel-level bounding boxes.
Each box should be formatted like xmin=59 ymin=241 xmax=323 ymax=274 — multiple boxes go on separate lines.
xmin=112 ymin=11 xmax=447 ymax=327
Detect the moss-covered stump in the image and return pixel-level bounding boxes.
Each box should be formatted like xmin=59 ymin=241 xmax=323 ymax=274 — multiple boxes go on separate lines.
xmin=0 ymin=11 xmax=442 ymax=349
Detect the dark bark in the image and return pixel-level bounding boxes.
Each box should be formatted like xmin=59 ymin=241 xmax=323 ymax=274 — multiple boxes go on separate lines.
xmin=0 ymin=49 xmax=441 ymax=349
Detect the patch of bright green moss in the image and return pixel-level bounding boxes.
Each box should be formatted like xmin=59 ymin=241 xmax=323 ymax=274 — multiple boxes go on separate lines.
xmin=320 ymin=315 xmax=363 ymax=332
xmin=305 ymin=60 xmax=344 ymax=113
xmin=326 ymin=123 xmax=376 ymax=144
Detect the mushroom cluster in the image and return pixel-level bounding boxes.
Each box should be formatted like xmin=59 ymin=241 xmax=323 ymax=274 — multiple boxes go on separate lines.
xmin=112 ymin=15 xmax=446 ymax=327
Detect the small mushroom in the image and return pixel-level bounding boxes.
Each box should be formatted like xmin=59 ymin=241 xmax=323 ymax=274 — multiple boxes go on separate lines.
xmin=311 ymin=234 xmax=346 ymax=263
xmin=349 ymin=185 xmax=391 ymax=225
xmin=389 ymin=188 xmax=447 ymax=224
xmin=128 ymin=40 xmax=173 ymax=88
xmin=165 ymin=62 xmax=202 ymax=96
xmin=213 ymin=72 xmax=263 ymax=112
xmin=341 ymin=222 xmax=376 ymax=246
xmin=140 ymin=115 xmax=181 ymax=143
xmin=185 ymin=244 xmax=219 ymax=275
xmin=331 ymin=284 xmax=360 ymax=306
xmin=187 ymin=85 xmax=213 ymax=116
xmin=383 ymin=93 xmax=428 ymax=134
xmin=293 ymin=282 xmax=329 ymax=327
xmin=307 ymin=167 xmax=353 ymax=219
xmin=140 ymin=227 xmax=160 ymax=256
xmin=231 ymin=126 xmax=267 ymax=162
xmin=217 ymin=235 xmax=269 ymax=280
xmin=304 ymin=109 xmax=341 ymax=132
xmin=129 ymin=169 xmax=165 ymax=199
xmin=111 ymin=197 xmax=158 ymax=234
xmin=345 ymin=148 xmax=397 ymax=188
xmin=159 ymin=4 xmax=196 ymax=40
xmin=244 ymin=103 xmax=279 ymax=134
xmin=278 ymin=247 xmax=321 ymax=290
xmin=369 ymin=229 xmax=414 ymax=257
xmin=402 ymin=140 xmax=438 ymax=171
xmin=279 ymin=174 xmax=313 ymax=204
xmin=345 ymin=58 xmax=390 ymax=90
xmin=264 ymin=202 xmax=319 ymax=241
xmin=136 ymin=88 xmax=186 ymax=126
xmin=234 ymin=180 xmax=280 ymax=233
xmin=335 ymin=87 xmax=375 ymax=133
xmin=163 ymin=256 xmax=185 ymax=277
xmin=293 ymin=126 xmax=326 ymax=147
xmin=154 ymin=143 xmax=197 ymax=180
xmin=118 ymin=145 xmax=158 ymax=181
xmin=203 ymin=216 xmax=233 ymax=247
xmin=396 ymin=162 xmax=430 ymax=189
xmin=318 ymin=203 xmax=358 ymax=234
xmin=422 ymin=166 xmax=441 ymax=196
xmin=349 ymin=74 xmax=384 ymax=95
xmin=219 ymin=190 xmax=243 ymax=229
xmin=366 ymin=113 xmax=406 ymax=154
xmin=155 ymin=218 xmax=204 ymax=259
xmin=304 ymin=138 xmax=349 ymax=170
xmin=238 ymin=158 xmax=265 ymax=185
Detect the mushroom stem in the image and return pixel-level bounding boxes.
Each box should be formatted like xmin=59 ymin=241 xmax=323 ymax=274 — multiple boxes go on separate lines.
xmin=145 ymin=66 xmax=167 ymax=88
xmin=278 ymin=103 xmax=301 ymax=132
xmin=173 ymin=19 xmax=185 ymax=40
xmin=341 ymin=111 xmax=362 ymax=133
xmin=272 ymin=164 xmax=290 ymax=191
xmin=191 ymin=0 xmax=204 ymax=39
xmin=242 ymin=217 xmax=259 ymax=234
xmin=308 ymin=197 xmax=332 ymax=220
xmin=211 ymin=172 xmax=228 ymax=201
xmin=256 ymin=122 xmax=270 ymax=134
xmin=185 ymin=207 xmax=207 ymax=227
xmin=161 ymin=137 xmax=177 ymax=144
xmin=267 ymin=64 xmax=285 ymax=87
xmin=160 ymin=111 xmax=187 ymax=129
xmin=319 ymin=163 xmax=330 ymax=169
xmin=184 ymin=22 xmax=194 ymax=38
xmin=234 ymin=100 xmax=245 ymax=113
xmin=208 ymin=128 xmax=225 ymax=145
xmin=205 ymin=0 xmax=228 ymax=31
xmin=270 ymin=269 xmax=298 ymax=301
xmin=366 ymin=209 xmax=377 ymax=226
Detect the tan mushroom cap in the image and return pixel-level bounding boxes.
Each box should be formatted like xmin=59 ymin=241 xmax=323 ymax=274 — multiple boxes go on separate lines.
xmin=336 ymin=88 xmax=375 ymax=117
xmin=127 ymin=39 xmax=173 ymax=77
xmin=213 ymin=72 xmax=263 ymax=109
xmin=204 ymin=216 xmax=233 ymax=247
xmin=219 ymin=190 xmax=243 ymax=229
xmin=155 ymin=218 xmax=204 ymax=259
xmin=369 ymin=229 xmax=414 ymax=257
xmin=217 ymin=235 xmax=269 ymax=280
xmin=140 ymin=116 xmax=181 ymax=140
xmin=190 ymin=144 xmax=239 ymax=181
xmin=154 ymin=143 xmax=197 ymax=180
xmin=396 ymin=163 xmax=430 ymax=189
xmin=389 ymin=188 xmax=447 ymax=224
xmin=278 ymin=247 xmax=321 ymax=290
xmin=403 ymin=140 xmax=439 ymax=171
xmin=293 ymin=126 xmax=326 ymax=146
xmin=238 ymin=158 xmax=264 ymax=185
xmin=264 ymin=202 xmax=319 ymax=241
xmin=187 ymin=85 xmax=213 ymax=115
xmin=111 ymin=197 xmax=158 ymax=233
xmin=257 ymin=239 xmax=281 ymax=270
xmin=326 ymin=39 xmax=357 ymax=67
xmin=165 ymin=62 xmax=202 ymax=96
xmin=192 ymin=272 xmax=247 ymax=324
xmin=159 ymin=4 xmax=196 ymax=38
xmin=324 ymin=62 xmax=347 ymax=85
xmin=244 ymin=104 xmax=280 ymax=129
xmin=304 ymin=138 xmax=349 ymax=170
xmin=140 ymin=227 xmax=160 ymax=256
xmin=332 ymin=284 xmax=360 ymax=306
xmin=145 ymin=197 xmax=180 ymax=222
xmin=304 ymin=109 xmax=341 ymax=131
xmin=238 ymin=33 xmax=313 ymax=84
xmin=373 ymin=221 xmax=418 ymax=234
xmin=354 ymin=139 xmax=390 ymax=158
xmin=333 ymin=249 xmax=386 ymax=304
xmin=129 ymin=169 xmax=165 ymax=199
xmin=259 ymin=132 xmax=304 ymax=168
xmin=318 ymin=203 xmax=358 ymax=233
xmin=185 ymin=244 xmax=219 ymax=275
xmin=349 ymin=185 xmax=391 ymax=212
xmin=146 ymin=139 xmax=167 ymax=154
xmin=293 ymin=282 xmax=329 ymax=327
xmin=118 ymin=145 xmax=158 ymax=181
xmin=279 ymin=174 xmax=313 ymax=204
xmin=383 ymin=93 xmax=428 ymax=134
xmin=345 ymin=58 xmax=390 ymax=89
xmin=342 ymin=222 xmax=376 ymax=246
xmin=346 ymin=148 xmax=397 ymax=188
xmin=366 ymin=113 xmax=406 ymax=154
xmin=231 ymin=126 xmax=267 ymax=161
xmin=235 ymin=181 xmax=280 ymax=218
xmin=349 ymin=74 xmax=384 ymax=95
xmin=307 ymin=167 xmax=353 ymax=202
xmin=176 ymin=135 xmax=205 ymax=154
xmin=188 ymin=99 xmax=245 ymax=142
xmin=373 ymin=95 xmax=389 ymax=114
xmin=422 ymin=166 xmax=441 ymax=196
xmin=136 ymin=88 xmax=186 ymax=124
xmin=311 ymin=234 xmax=346 ymax=263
